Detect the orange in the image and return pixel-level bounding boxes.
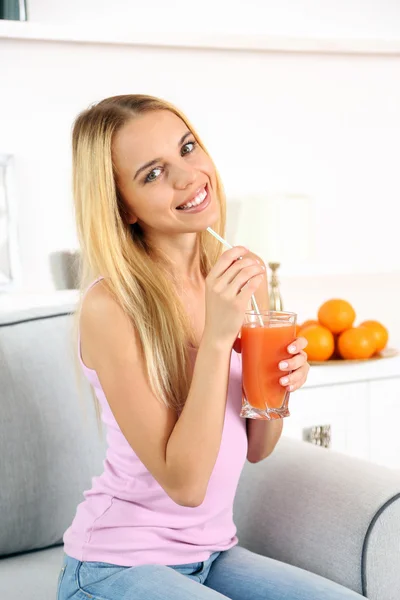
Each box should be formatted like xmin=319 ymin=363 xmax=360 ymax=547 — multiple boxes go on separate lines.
xmin=359 ymin=320 xmax=388 ymax=353
xmin=331 ymin=334 xmax=341 ymax=359
xmin=337 ymin=327 xmax=376 ymax=360
xmin=301 ymin=325 xmax=335 ymax=362
xmin=295 ymin=324 xmax=302 ymax=337
xmin=299 ymin=319 xmax=319 ymax=331
xmin=318 ymin=299 xmax=356 ymax=334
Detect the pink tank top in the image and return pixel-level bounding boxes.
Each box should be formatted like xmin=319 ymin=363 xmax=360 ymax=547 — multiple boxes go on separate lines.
xmin=63 ymin=279 xmax=248 ymax=567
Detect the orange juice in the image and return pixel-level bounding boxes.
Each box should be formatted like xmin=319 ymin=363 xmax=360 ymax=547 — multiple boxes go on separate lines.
xmin=241 ymin=312 xmax=296 ymax=419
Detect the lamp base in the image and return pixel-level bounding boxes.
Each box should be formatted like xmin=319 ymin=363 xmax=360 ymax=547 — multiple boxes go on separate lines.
xmin=268 ymin=262 xmax=283 ymax=311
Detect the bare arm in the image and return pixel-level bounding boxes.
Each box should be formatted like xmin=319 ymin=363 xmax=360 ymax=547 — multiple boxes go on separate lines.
xmin=81 ymin=247 xmax=265 ymax=507
xmin=245 ymin=255 xmax=284 ymax=463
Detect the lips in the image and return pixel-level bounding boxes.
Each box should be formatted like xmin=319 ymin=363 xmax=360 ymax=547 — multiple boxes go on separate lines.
xmin=176 ymin=185 xmax=208 ymax=210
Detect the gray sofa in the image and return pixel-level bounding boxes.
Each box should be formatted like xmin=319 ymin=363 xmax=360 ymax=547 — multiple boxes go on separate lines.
xmin=0 ymin=305 xmax=399 ymax=600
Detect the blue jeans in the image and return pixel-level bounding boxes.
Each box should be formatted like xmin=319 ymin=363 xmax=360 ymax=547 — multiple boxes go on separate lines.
xmin=58 ymin=546 xmax=363 ymax=599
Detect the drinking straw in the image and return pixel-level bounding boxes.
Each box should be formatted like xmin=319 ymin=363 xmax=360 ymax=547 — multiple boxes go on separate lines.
xmin=206 ymin=227 xmax=264 ymax=326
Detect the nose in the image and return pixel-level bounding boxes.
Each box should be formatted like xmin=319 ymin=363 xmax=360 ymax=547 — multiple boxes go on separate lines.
xmin=172 ymin=163 xmax=197 ymax=190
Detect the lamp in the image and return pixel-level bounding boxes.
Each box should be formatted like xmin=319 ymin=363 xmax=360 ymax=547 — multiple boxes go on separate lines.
xmin=226 ymin=194 xmax=314 ymax=310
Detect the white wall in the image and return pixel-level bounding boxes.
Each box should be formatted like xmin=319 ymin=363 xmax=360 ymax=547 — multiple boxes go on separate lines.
xmin=1 ymin=1 xmax=400 ymax=341
xmin=28 ymin=0 xmax=400 ymax=39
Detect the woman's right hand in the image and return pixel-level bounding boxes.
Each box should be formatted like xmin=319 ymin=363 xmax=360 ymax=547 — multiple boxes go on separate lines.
xmin=204 ymin=246 xmax=265 ymax=347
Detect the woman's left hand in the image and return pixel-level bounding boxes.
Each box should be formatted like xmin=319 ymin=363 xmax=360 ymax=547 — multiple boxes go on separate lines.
xmin=278 ymin=337 xmax=310 ymax=392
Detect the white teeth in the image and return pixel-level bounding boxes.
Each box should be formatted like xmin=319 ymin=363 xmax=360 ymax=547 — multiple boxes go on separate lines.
xmin=178 ymin=188 xmax=207 ymax=210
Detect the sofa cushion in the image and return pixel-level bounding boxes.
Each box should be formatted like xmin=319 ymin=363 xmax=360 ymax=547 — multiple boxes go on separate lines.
xmin=0 ymin=545 xmax=64 ymax=599
xmin=0 ymin=306 xmax=105 ymax=556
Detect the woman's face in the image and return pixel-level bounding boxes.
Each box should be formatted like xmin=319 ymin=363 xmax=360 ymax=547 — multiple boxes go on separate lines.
xmin=113 ymin=110 xmax=220 ymax=237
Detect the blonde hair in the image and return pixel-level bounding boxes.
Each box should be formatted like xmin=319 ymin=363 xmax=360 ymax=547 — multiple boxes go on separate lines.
xmin=72 ymin=94 xmax=226 ymax=413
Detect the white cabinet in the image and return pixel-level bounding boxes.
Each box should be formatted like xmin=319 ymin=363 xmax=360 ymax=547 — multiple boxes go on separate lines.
xmin=369 ymin=377 xmax=400 ymax=469
xmin=285 ymin=382 xmax=370 ymax=459
xmin=283 ymin=356 xmax=400 ymax=469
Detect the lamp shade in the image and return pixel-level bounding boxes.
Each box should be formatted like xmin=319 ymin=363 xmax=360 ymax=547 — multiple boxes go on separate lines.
xmin=227 ymin=194 xmax=314 ymax=264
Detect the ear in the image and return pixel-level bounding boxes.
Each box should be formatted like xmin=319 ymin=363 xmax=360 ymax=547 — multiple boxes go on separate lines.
xmin=126 ymin=212 xmax=138 ymax=225
xmin=116 ymin=187 xmax=137 ymax=225
xmin=121 ymin=200 xmax=137 ymax=224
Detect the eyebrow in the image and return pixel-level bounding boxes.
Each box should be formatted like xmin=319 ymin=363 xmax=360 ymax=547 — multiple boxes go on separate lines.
xmin=133 ymin=131 xmax=193 ymax=181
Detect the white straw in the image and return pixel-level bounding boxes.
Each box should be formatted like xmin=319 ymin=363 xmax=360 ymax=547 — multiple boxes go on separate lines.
xmin=206 ymin=227 xmax=264 ymax=325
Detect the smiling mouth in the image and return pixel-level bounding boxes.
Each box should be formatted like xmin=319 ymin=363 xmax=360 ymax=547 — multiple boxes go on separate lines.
xmin=176 ymin=185 xmax=208 ymax=210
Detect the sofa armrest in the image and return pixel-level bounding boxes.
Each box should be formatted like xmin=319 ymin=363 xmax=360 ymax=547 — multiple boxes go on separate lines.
xmin=234 ymin=436 xmax=400 ymax=599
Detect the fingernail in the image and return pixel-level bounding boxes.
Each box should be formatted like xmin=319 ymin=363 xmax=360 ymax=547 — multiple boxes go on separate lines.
xmin=280 ymin=377 xmax=289 ymax=385
xmin=288 ymin=385 xmax=294 ymax=392
xmin=279 ymin=361 xmax=288 ymax=370
xmin=288 ymin=345 xmax=296 ymax=353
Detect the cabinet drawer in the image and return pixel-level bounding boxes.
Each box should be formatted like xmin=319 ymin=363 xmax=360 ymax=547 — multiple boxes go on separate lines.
xmin=369 ymin=378 xmax=400 ymax=469
xmin=283 ymin=382 xmax=369 ymax=460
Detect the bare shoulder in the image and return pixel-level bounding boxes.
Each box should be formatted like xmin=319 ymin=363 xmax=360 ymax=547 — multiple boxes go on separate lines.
xmin=80 ymin=280 xmax=138 ymax=370
xmin=81 ymin=279 xmax=124 ymax=324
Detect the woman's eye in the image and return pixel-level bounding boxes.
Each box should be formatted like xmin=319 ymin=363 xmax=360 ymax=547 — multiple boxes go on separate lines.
xmin=181 ymin=141 xmax=196 ymax=156
xmin=145 ymin=167 xmax=162 ymax=183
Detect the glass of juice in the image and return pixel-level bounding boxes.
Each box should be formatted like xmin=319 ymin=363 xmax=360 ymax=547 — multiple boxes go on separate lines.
xmin=240 ymin=310 xmax=297 ymax=420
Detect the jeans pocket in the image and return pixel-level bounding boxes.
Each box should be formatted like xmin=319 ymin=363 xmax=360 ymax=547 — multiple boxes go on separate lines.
xmin=77 ymin=560 xmax=128 ymax=595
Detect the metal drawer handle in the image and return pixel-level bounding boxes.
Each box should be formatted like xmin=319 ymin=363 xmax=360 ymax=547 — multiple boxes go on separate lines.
xmin=303 ymin=425 xmax=331 ymax=448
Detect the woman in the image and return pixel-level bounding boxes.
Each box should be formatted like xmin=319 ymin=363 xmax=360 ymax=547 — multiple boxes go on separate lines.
xmin=58 ymin=95 xmax=361 ymax=599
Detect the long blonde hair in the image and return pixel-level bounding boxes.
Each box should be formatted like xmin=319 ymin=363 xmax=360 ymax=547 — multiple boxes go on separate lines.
xmin=72 ymin=95 xmax=226 ymax=412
